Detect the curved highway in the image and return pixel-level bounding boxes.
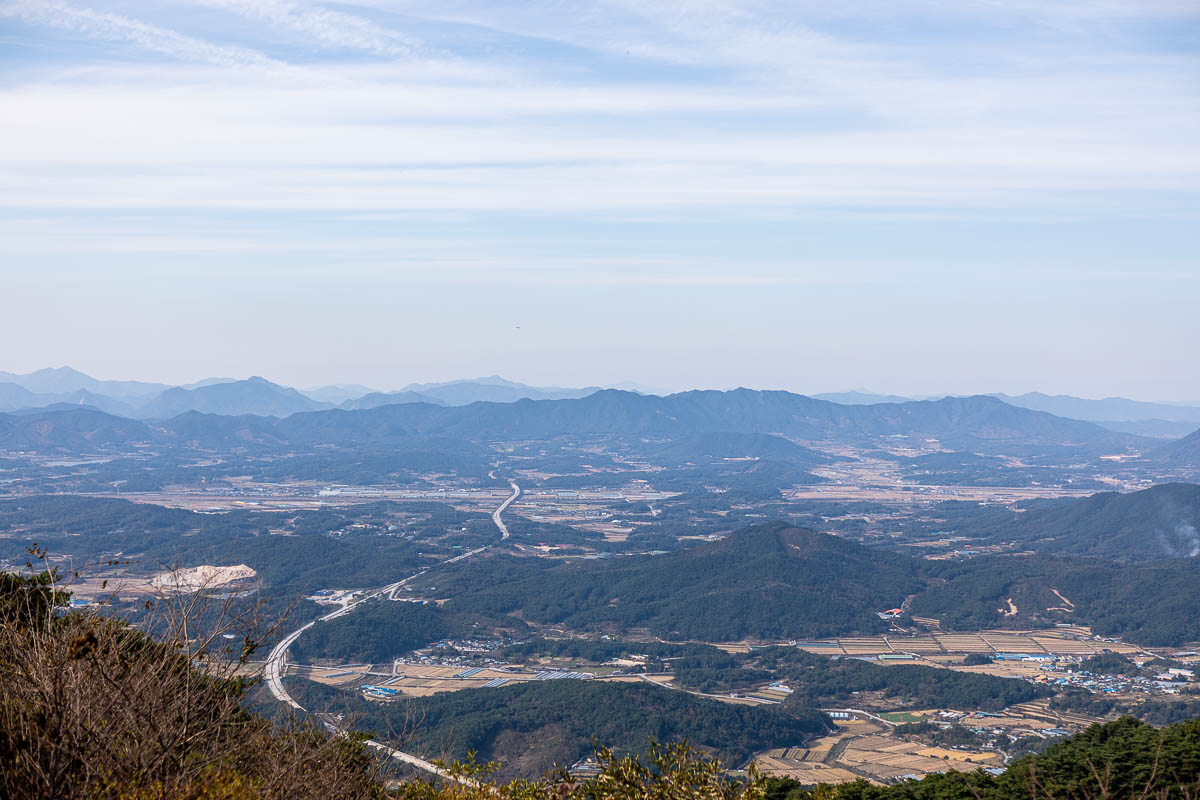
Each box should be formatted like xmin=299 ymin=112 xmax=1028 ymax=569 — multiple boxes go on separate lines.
xmin=492 ymin=480 xmax=519 ymax=540
xmin=263 ymin=480 xmax=521 ymax=781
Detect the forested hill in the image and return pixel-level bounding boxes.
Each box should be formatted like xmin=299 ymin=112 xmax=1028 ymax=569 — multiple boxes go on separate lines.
xmin=0 ymin=389 xmax=1146 ymax=453
xmin=0 ymin=407 xmax=156 ymax=450
xmin=1154 ymin=426 xmax=1200 ymax=468
xmin=963 ymin=482 xmax=1200 ymax=561
xmin=910 ymin=554 xmax=1200 ymax=645
xmin=433 ymin=521 xmax=1200 ymax=645
xmin=444 ymin=523 xmax=923 ymax=640
xmin=287 ymin=677 xmax=833 ymax=781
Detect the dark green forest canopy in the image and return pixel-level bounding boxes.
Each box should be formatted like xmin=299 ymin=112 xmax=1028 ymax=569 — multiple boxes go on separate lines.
xmin=942 ymin=483 xmax=1200 ymax=562
xmin=8 ymin=496 xmax=1200 ymax=648
xmin=910 ymin=554 xmax=1200 ymax=645
xmin=286 ymin=676 xmax=833 ymax=779
xmin=443 ymin=523 xmax=923 ymax=640
xmin=289 ymin=599 xmax=529 ymax=664
xmin=435 ymin=523 xmax=1200 ymax=645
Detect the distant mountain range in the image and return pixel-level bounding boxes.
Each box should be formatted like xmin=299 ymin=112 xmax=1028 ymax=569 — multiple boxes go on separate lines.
xmin=992 ymin=392 xmax=1200 ymax=423
xmin=274 ymin=390 xmax=1130 ymax=453
xmin=0 ymin=367 xmax=168 ymax=399
xmin=301 ymin=384 xmax=378 ymax=404
xmin=136 ymin=377 xmax=333 ymax=418
xmin=811 ymin=390 xmax=917 ymax=405
xmin=0 ymin=369 xmax=628 ymax=418
xmin=991 ymin=392 xmax=1200 ymax=438
xmin=390 ymin=375 xmax=602 ymax=405
xmin=813 ymin=389 xmax=1200 ymax=438
xmin=0 ymin=368 xmax=1197 ymax=449
xmin=0 ymin=383 xmax=139 ymax=417
xmin=0 ymin=388 xmax=1155 ymax=457
xmin=339 ymin=390 xmax=445 ymax=410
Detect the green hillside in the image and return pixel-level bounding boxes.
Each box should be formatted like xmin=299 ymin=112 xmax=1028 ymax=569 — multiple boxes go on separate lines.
xmin=962 ymin=483 xmax=1200 ymax=561
xmin=288 ymin=677 xmax=833 ymax=779
xmin=445 ymin=523 xmax=923 ymax=640
xmin=911 ymin=554 xmax=1200 ymax=645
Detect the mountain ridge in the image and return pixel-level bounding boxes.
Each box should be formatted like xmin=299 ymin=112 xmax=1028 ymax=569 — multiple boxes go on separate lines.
xmin=136 ymin=377 xmax=333 ymax=419
xmin=0 ymin=389 xmax=1153 ymax=454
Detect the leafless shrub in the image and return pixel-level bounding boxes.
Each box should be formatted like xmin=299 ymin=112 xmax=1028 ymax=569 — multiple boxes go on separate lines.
xmin=0 ymin=559 xmax=386 ymax=800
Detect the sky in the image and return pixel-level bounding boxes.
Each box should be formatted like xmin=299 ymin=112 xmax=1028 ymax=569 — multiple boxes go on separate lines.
xmin=2 ymin=1 xmax=1199 ymax=399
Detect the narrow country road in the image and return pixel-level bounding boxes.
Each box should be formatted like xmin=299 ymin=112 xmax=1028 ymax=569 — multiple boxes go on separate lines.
xmin=263 ymin=481 xmax=521 ymax=781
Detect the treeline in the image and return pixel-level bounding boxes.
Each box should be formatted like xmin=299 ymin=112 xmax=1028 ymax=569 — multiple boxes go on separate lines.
xmin=1050 ymin=692 xmax=1200 ymax=727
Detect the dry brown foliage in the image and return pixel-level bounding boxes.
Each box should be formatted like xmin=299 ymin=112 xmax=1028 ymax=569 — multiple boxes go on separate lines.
xmin=0 ymin=565 xmax=386 ymax=800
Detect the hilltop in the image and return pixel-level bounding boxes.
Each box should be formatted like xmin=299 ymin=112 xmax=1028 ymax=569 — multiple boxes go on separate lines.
xmin=0 ymin=407 xmax=155 ymax=450
xmin=137 ymin=376 xmax=333 ymax=418
xmin=0 ymin=366 xmax=168 ymax=399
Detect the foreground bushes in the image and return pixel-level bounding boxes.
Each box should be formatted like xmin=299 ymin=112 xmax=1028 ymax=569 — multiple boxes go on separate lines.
xmin=0 ymin=571 xmax=384 ymax=800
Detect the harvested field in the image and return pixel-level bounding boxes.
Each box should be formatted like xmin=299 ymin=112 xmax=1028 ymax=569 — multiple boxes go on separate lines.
xmin=1030 ymin=636 xmax=1096 ymax=655
xmin=884 ymin=636 xmax=944 ymax=653
xmin=981 ymin=633 xmax=1047 ymax=652
xmin=933 ymin=634 xmax=994 ymax=652
xmin=840 ymin=637 xmax=893 ymax=654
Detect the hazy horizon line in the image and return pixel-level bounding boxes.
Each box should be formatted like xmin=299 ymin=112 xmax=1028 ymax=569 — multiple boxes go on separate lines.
xmin=3 ymin=365 xmax=1199 ymax=407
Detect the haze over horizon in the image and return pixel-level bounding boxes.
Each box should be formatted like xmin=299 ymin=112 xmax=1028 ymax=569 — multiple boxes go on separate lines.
xmin=3 ymin=1 xmax=1198 ymax=399
xmin=4 ymin=364 xmax=1200 ymax=408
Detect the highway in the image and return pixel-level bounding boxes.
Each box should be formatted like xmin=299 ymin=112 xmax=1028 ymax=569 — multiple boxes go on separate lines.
xmin=262 ymin=480 xmax=521 ymax=782
xmin=492 ymin=480 xmax=520 ymax=539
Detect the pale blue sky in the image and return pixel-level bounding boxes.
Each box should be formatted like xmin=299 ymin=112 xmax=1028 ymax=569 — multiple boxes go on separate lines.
xmin=2 ymin=1 xmax=1198 ymax=399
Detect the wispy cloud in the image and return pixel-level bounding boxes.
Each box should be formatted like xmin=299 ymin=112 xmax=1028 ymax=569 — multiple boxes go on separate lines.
xmin=1 ymin=0 xmax=283 ymax=68
xmin=1 ymin=2 xmax=1198 ymax=244
xmin=185 ymin=0 xmax=422 ymax=57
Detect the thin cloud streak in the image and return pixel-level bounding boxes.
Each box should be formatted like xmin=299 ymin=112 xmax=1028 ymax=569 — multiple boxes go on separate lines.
xmin=2 ymin=0 xmax=1196 ymax=218
xmin=184 ymin=0 xmax=422 ymax=57
xmin=1 ymin=0 xmax=283 ymax=68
